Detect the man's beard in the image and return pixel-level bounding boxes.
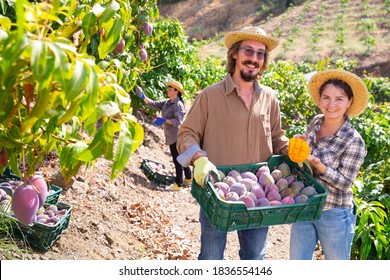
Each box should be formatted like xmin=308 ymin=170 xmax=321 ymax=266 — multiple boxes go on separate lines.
xmin=240 ymin=69 xmax=258 ymax=82
xmin=240 ymin=61 xmax=260 ymax=82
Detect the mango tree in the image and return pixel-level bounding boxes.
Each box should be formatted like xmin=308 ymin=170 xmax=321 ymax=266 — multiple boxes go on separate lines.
xmin=0 ymin=0 xmax=154 ymax=182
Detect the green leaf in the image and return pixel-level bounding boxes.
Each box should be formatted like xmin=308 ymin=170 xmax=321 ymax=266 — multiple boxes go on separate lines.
xmin=72 ymin=141 xmax=89 ymax=160
xmin=9 ymin=155 xmax=21 ymax=178
xmin=59 ymin=142 xmax=88 ymax=181
xmin=57 ymin=19 xmax=81 ymax=39
xmin=56 ymin=97 xmax=81 ymax=125
xmin=84 ymin=101 xmax=120 ymax=134
xmin=98 ymin=17 xmax=123 ymax=59
xmin=97 ymin=61 xmax=110 ymax=70
xmin=76 ymin=129 xmax=105 ymax=162
xmin=59 ymin=144 xmax=74 ymax=171
xmin=0 ymin=15 xmax=12 ymax=31
xmin=378 ymin=194 xmax=390 ymax=210
xmin=113 ymin=84 xmax=131 ymax=104
xmin=82 ymin=11 xmax=97 ymax=39
xmin=129 ymin=120 xmax=144 ymax=152
xmin=15 ymin=0 xmax=26 ymax=37
xmin=80 ymin=66 xmax=99 ymax=117
xmin=22 ymin=87 xmax=51 ymax=134
xmin=66 ymin=60 xmax=89 ymax=100
xmin=41 ymin=11 xmax=63 ymax=26
xmin=102 ymin=120 xmax=117 ymax=160
xmin=48 ymin=41 xmax=71 ymax=90
xmin=0 ymin=89 xmax=14 ymax=124
xmin=98 ymin=4 xmax=116 ymax=24
xmin=30 ymin=41 xmax=55 ymax=90
xmin=31 ymin=40 xmax=48 ymax=83
xmin=111 ymin=122 xmax=132 ymax=180
xmin=360 ymin=230 xmax=372 ymax=260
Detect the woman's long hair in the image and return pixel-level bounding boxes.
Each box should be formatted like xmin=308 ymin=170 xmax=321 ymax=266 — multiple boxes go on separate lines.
xmin=178 ymin=93 xmax=184 ymax=103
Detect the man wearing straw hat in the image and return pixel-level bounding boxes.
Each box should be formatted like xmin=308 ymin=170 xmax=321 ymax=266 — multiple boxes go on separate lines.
xmin=290 ymin=69 xmax=369 ymax=260
xmin=177 ymin=26 xmax=289 ymax=260
xmin=136 ymin=80 xmax=192 ymax=191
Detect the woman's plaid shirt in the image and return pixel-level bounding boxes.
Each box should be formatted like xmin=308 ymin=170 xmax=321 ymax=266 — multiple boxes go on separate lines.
xmin=305 ymin=114 xmax=367 ymax=210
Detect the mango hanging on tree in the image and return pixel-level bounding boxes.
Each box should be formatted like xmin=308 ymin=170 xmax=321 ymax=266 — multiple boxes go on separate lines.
xmin=288 ymin=138 xmax=310 ymax=163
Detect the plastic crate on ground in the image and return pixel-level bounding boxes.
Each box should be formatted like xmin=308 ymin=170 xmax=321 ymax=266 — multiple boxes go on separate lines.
xmin=9 ymin=202 xmax=72 ymax=250
xmin=191 ymin=155 xmax=328 ymax=232
xmin=140 ymin=159 xmax=175 ymax=185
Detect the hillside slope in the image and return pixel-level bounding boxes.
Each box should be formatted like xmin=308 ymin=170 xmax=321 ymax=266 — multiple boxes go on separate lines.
xmin=159 ymin=0 xmax=390 ymax=77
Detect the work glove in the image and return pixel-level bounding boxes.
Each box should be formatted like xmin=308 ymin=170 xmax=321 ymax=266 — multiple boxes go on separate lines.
xmin=135 ymin=86 xmax=146 ymax=99
xmin=152 ymin=117 xmax=166 ymax=126
xmin=193 ymin=156 xmax=220 ymax=187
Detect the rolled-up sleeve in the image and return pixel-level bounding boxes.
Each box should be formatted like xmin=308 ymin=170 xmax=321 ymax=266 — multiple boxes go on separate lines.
xmin=320 ymin=136 xmax=366 ymax=191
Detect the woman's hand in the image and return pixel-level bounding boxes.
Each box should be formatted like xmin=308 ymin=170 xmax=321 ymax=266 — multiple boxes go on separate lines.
xmin=306 ymin=155 xmax=327 ymax=174
xmin=135 ymin=86 xmax=146 ymax=99
xmin=293 ymin=134 xmax=306 ymax=141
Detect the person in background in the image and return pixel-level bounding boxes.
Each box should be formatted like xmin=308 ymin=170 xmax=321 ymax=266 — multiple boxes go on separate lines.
xmin=136 ymin=80 xmax=192 ymax=191
xmin=290 ymin=69 xmax=369 ymax=260
xmin=176 ymin=26 xmax=289 ymax=260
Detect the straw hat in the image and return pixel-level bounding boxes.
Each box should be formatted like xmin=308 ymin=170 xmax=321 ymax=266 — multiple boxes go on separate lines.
xmin=166 ymin=80 xmax=185 ymax=95
xmin=308 ymin=69 xmax=369 ymax=117
xmin=224 ymin=26 xmax=279 ymax=51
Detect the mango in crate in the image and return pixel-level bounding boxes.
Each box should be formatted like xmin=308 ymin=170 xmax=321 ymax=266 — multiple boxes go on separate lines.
xmin=288 ymin=138 xmax=310 ymax=163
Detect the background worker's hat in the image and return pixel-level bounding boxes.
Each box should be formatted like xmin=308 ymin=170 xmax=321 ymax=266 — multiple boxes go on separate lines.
xmin=166 ymin=80 xmax=185 ymax=95
xmin=308 ymin=69 xmax=369 ymax=117
xmin=224 ymin=26 xmax=279 ymax=51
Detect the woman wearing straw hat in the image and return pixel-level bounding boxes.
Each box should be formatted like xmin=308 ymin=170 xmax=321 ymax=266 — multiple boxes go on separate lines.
xmin=176 ymin=26 xmax=289 ymax=260
xmin=290 ymin=69 xmax=369 ymax=260
xmin=136 ymin=80 xmax=192 ymax=191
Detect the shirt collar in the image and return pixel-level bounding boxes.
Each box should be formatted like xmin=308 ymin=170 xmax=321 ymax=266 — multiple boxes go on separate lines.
xmin=313 ymin=114 xmax=354 ymax=138
xmin=170 ymin=97 xmax=180 ymax=104
xmin=225 ymin=74 xmax=262 ymax=96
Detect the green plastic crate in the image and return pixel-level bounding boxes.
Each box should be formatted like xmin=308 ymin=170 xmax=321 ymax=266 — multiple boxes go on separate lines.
xmin=45 ymin=185 xmax=62 ymax=204
xmin=0 ymin=168 xmax=62 ymax=204
xmin=191 ymin=155 xmax=328 ymax=232
xmin=140 ymin=159 xmax=175 ymax=185
xmin=10 ymin=202 xmax=72 ymax=250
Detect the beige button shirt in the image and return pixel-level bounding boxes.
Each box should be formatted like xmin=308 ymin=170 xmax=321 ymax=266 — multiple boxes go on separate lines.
xmin=177 ymin=74 xmax=289 ymax=166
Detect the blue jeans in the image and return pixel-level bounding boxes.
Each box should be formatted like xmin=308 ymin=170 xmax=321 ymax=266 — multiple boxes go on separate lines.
xmin=198 ymin=209 xmax=268 ymax=260
xmin=290 ymin=207 xmax=356 ymax=260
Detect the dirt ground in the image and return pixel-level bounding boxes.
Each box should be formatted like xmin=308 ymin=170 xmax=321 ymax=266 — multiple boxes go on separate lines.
xmin=5 ymin=119 xmax=323 ymax=260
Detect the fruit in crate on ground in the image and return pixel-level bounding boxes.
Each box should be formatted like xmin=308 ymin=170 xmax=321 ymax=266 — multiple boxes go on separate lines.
xmin=0 ymin=188 xmax=12 ymax=214
xmin=146 ymin=161 xmax=175 ymax=176
xmin=0 ymin=180 xmax=20 ymax=191
xmin=35 ymin=204 xmax=69 ymax=226
xmin=212 ymin=162 xmax=319 ymax=208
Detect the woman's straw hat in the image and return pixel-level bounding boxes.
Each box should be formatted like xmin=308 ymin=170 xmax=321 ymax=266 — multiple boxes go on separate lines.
xmin=166 ymin=80 xmax=185 ymax=95
xmin=224 ymin=26 xmax=279 ymax=51
xmin=308 ymin=69 xmax=369 ymax=117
